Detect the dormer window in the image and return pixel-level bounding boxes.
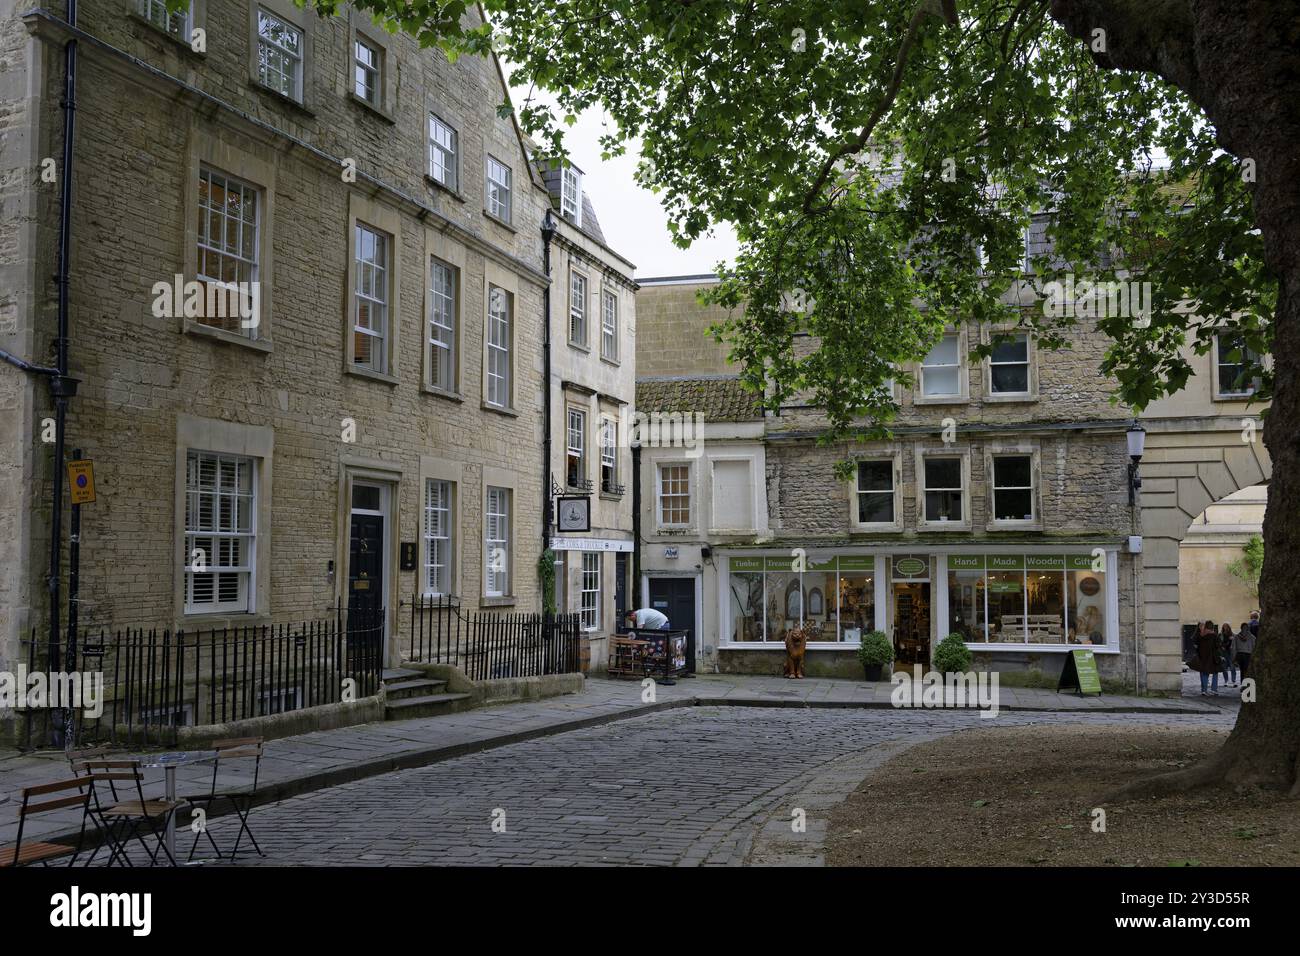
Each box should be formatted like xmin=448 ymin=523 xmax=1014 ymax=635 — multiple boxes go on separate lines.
xmin=561 ymin=166 xmax=582 ymax=226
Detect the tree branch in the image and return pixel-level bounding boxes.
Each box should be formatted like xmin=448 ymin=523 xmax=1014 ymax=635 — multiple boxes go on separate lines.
xmin=1047 ymin=0 xmax=1202 ymax=103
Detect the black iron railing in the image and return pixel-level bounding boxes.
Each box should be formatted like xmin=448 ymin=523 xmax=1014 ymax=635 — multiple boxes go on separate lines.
xmin=16 ymin=604 xmax=384 ymax=749
xmin=403 ymin=595 xmax=581 ymax=679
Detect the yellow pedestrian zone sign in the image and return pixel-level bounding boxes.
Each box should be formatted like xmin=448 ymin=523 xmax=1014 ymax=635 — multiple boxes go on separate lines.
xmin=67 ymin=460 xmax=95 ymax=504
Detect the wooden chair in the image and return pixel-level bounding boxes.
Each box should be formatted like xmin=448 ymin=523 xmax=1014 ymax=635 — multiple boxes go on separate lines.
xmin=0 ymin=777 xmax=94 ymax=867
xmin=68 ymin=745 xmax=123 ymax=801
xmin=184 ymin=737 xmax=265 ymax=861
xmin=75 ymin=759 xmax=181 ymax=866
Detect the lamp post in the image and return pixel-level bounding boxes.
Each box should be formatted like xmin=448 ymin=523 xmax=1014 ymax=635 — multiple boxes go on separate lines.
xmin=1126 ymin=420 xmax=1146 ymax=506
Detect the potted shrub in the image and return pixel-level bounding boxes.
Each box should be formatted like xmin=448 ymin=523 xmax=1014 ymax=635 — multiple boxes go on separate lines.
xmin=857 ymin=630 xmax=893 ymax=681
xmin=933 ymin=632 xmax=973 ymax=674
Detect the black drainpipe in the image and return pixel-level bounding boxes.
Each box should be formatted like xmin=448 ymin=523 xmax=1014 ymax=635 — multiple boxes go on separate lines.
xmin=631 ymin=444 xmax=642 ymax=610
xmin=49 ymin=0 xmax=79 ymax=675
xmin=540 ymin=211 xmax=557 ymax=573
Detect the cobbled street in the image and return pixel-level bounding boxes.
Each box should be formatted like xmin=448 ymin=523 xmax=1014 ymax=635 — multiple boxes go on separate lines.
xmin=151 ymin=707 xmax=1234 ymax=867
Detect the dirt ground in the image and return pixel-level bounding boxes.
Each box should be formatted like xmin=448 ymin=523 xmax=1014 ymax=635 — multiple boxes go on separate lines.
xmin=826 ymin=724 xmax=1300 ymax=867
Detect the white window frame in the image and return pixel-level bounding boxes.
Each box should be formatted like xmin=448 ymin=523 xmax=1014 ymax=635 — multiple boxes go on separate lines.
xmin=561 ymin=166 xmax=582 ymax=224
xmin=566 ymin=407 xmax=587 ymax=488
xmin=184 ymin=451 xmax=257 ymax=615
xmin=580 ymin=552 xmax=601 ymax=631
xmin=600 ymin=288 xmax=618 ymax=361
xmin=1212 ymin=333 xmax=1261 ymax=399
xmin=853 ymin=457 xmax=899 ymax=529
xmin=256 ymin=7 xmax=303 ymax=102
xmin=428 ymin=114 xmax=458 ymax=191
xmin=354 ymin=36 xmax=380 ymax=104
xmin=918 ymin=330 xmax=966 ymax=402
xmin=990 ymin=453 xmax=1037 ymax=525
xmin=423 ymin=478 xmax=453 ymax=596
xmin=917 ymin=449 xmax=970 ymax=530
xmin=657 ymin=462 xmax=692 ymax=529
xmin=485 ymin=155 xmax=512 ymax=224
xmin=137 ymin=0 xmax=190 ymax=38
xmin=987 ymin=331 xmax=1033 ymax=398
xmin=486 ymin=285 xmax=512 ymax=408
xmin=196 ymin=166 xmax=261 ymax=338
xmin=485 ymin=486 xmax=511 ymax=598
xmin=600 ymin=418 xmax=618 ymax=493
xmin=429 ymin=257 xmax=457 ymax=392
xmin=569 ymin=270 xmax=588 ymax=347
xmin=352 ymin=222 xmax=389 ymax=374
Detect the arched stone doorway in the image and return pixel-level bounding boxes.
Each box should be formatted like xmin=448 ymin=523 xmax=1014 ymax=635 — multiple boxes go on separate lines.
xmin=1138 ymin=423 xmax=1270 ymax=693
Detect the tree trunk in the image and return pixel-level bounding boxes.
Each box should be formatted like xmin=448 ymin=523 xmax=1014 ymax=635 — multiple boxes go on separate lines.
xmin=1051 ymin=1 xmax=1300 ymax=794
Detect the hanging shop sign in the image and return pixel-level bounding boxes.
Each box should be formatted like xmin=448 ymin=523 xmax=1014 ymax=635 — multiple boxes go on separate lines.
xmin=555 ymin=496 xmax=590 ymax=532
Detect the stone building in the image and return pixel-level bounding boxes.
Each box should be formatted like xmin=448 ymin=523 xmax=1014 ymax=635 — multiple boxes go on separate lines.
xmin=0 ymin=0 xmax=565 ymax=718
xmin=1138 ymin=334 xmax=1270 ymax=690
xmin=537 ymin=156 xmax=637 ymax=673
xmin=636 ymin=275 xmax=1145 ymax=686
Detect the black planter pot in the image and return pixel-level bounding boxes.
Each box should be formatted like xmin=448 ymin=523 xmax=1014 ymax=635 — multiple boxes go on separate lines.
xmin=863 ymin=663 xmax=883 ymax=682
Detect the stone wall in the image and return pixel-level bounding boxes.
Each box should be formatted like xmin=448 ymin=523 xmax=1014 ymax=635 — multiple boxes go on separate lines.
xmin=3 ymin=3 xmax=556 ymax=695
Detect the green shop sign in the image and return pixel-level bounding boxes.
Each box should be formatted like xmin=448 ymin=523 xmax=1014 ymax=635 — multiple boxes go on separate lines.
xmin=1024 ymin=554 xmax=1065 ymax=570
xmin=729 ymin=555 xmax=876 ymax=573
xmin=838 ymin=556 xmax=874 ymax=571
xmin=987 ymin=579 xmax=1023 ymax=593
xmin=986 ymin=554 xmax=1025 ymax=571
xmin=893 ymin=556 xmax=928 ymax=577
xmin=947 ymin=554 xmax=984 ymax=571
xmin=1067 ymin=553 xmax=1104 ymax=571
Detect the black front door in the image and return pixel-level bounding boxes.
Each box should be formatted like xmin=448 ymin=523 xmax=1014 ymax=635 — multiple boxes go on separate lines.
xmin=348 ymin=512 xmax=384 ymax=623
xmin=648 ymin=577 xmax=696 ymax=673
xmin=615 ymin=553 xmax=629 ymax=629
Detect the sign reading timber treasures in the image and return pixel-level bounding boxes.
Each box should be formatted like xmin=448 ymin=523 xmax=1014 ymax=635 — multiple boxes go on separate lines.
xmin=1058 ymin=648 xmax=1103 ymax=696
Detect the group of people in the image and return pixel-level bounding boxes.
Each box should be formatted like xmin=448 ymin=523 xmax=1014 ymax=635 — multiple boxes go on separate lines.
xmin=1188 ymin=610 xmax=1259 ymax=696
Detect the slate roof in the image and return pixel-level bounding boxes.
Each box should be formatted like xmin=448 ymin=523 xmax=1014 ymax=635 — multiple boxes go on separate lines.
xmin=636 ymin=376 xmax=765 ymax=423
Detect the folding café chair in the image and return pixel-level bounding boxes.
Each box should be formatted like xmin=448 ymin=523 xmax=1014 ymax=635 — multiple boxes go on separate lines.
xmin=0 ymin=777 xmax=95 ymax=868
xmin=184 ymin=737 xmax=265 ymax=862
xmin=68 ymin=745 xmax=122 ymax=801
xmin=76 ymin=760 xmax=182 ymax=866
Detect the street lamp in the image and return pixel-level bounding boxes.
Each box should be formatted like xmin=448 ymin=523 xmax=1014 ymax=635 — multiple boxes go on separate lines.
xmin=1126 ymin=420 xmax=1146 ymax=505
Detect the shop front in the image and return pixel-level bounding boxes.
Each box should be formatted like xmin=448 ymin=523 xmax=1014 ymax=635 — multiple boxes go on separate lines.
xmin=717 ymin=548 xmax=1120 ymax=677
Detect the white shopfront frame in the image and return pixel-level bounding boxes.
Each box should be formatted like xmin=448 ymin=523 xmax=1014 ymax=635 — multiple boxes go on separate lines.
xmin=718 ymin=547 xmax=1121 ymax=654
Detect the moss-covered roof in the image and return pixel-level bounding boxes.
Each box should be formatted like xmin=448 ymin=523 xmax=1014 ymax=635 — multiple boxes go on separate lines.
xmin=636 ymin=376 xmax=765 ymax=423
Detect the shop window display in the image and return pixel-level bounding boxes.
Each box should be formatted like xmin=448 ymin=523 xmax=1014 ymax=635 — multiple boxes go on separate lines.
xmin=729 ymin=571 xmax=764 ymax=642
xmin=947 ymin=568 xmax=988 ymax=641
xmin=838 ymin=573 xmax=874 ymax=644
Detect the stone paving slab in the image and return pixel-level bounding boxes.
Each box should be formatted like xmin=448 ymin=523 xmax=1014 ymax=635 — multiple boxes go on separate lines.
xmin=1 ymin=672 xmax=1228 ymax=849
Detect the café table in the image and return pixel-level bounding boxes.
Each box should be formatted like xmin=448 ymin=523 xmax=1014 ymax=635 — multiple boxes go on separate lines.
xmin=135 ymin=750 xmax=216 ymax=864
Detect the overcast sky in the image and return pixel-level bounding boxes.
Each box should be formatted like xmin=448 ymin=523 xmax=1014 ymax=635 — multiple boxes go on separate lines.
xmin=525 ymin=100 xmax=740 ymax=280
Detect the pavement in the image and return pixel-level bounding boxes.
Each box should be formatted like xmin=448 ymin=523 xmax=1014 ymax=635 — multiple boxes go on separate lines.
xmin=1 ymin=672 xmax=1239 ymax=854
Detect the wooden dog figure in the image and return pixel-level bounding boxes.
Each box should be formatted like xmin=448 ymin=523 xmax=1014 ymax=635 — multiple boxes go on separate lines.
xmin=783 ymin=624 xmax=811 ymax=679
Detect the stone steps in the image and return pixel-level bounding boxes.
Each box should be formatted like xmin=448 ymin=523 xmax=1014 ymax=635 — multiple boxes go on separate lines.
xmin=383 ymin=691 xmax=474 ymax=720
xmin=381 ymin=670 xmax=473 ymax=719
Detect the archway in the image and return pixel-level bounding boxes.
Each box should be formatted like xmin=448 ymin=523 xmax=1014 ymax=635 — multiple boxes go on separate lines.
xmin=1138 ymin=425 xmax=1271 ymax=693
